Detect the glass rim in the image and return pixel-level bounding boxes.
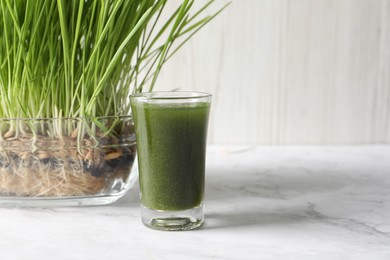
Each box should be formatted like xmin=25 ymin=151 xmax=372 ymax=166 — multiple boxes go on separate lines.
xmin=130 ymin=91 xmax=211 ymax=101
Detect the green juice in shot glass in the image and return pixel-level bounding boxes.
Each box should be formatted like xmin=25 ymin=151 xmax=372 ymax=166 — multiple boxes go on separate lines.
xmin=130 ymin=92 xmax=211 ymax=231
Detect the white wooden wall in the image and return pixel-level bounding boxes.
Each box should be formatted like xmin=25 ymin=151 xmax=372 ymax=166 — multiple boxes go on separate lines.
xmin=154 ymin=0 xmax=390 ymax=145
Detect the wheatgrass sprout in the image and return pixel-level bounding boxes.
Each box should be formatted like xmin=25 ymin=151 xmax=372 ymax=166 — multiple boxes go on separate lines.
xmin=0 ymin=0 xmax=228 ymax=136
xmin=0 ymin=0 xmax=228 ymax=198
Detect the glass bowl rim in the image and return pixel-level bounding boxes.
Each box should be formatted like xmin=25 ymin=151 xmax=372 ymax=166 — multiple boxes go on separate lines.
xmin=0 ymin=115 xmax=133 ymax=121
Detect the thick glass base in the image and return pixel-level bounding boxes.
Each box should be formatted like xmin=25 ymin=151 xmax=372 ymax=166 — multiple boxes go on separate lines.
xmin=0 ymin=193 xmax=125 ymax=207
xmin=141 ymin=204 xmax=204 ymax=231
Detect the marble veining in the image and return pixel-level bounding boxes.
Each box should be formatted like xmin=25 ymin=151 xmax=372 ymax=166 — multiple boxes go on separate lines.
xmin=0 ymin=145 xmax=389 ymax=259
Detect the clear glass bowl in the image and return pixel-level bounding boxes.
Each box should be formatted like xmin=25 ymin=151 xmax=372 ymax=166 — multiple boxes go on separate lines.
xmin=0 ymin=116 xmax=137 ymax=206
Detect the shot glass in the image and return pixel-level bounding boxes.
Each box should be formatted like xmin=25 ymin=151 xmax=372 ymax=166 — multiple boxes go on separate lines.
xmin=130 ymin=91 xmax=211 ymax=231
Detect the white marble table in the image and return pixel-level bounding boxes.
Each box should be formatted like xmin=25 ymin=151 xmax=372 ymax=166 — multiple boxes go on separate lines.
xmin=0 ymin=146 xmax=389 ymax=259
